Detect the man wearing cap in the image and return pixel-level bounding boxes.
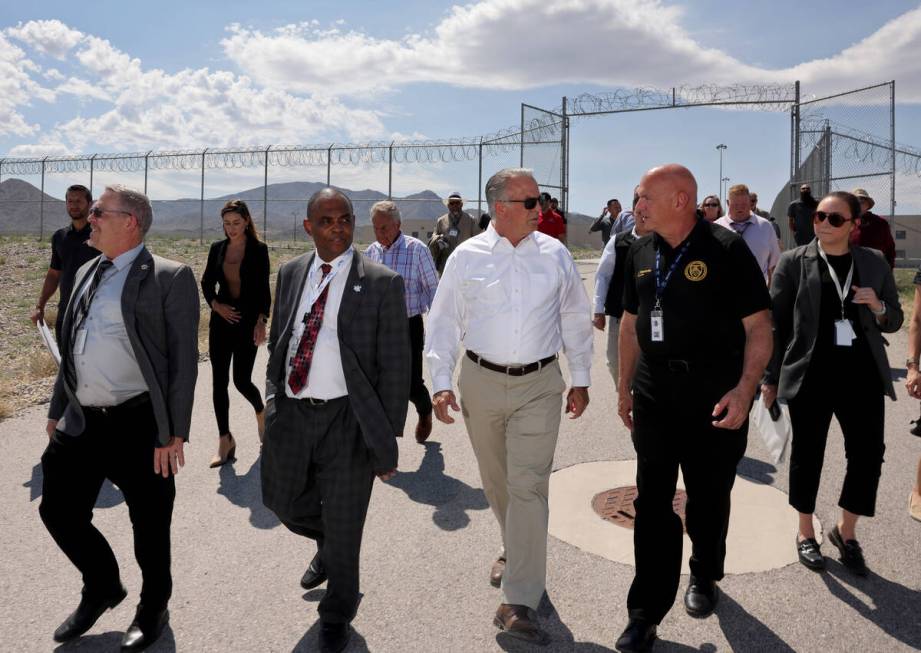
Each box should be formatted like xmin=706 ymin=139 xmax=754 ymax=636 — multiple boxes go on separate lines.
xmin=429 ymin=191 xmax=479 ymax=275
xmin=787 ymin=184 xmax=818 ymax=247
xmin=537 ymin=192 xmax=567 ymax=244
xmin=850 ymin=188 xmax=896 ymax=269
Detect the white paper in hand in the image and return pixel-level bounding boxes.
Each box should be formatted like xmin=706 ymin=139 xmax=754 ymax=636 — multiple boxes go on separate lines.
xmin=751 ymin=395 xmax=791 ymax=464
xmin=37 ymin=321 xmax=61 ymax=366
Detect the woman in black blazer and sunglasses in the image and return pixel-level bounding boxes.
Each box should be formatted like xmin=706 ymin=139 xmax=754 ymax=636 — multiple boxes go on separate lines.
xmin=201 ymin=199 xmax=271 ymax=467
xmin=762 ymin=190 xmax=902 ymax=576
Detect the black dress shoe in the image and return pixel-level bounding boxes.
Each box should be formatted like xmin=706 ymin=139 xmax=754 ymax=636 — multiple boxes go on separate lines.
xmin=684 ymin=576 xmax=719 ymax=618
xmin=828 ymin=526 xmax=868 ymax=576
xmin=301 ymin=551 xmax=328 ymax=590
xmin=120 ymin=607 xmax=169 ymax=651
xmin=797 ymin=536 xmax=826 ymax=571
xmin=615 ymin=618 xmax=657 ymax=653
xmin=319 ymin=621 xmax=351 ymax=653
xmin=53 ymin=585 xmax=128 ymax=642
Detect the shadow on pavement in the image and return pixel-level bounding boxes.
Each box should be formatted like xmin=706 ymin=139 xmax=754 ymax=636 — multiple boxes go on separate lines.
xmin=494 ymin=594 xmax=711 ymax=652
xmin=385 ymin=441 xmax=488 ymax=531
xmin=53 ymin=626 xmax=175 ymax=652
xmin=737 ymin=456 xmax=778 ymax=486
xmin=217 ymin=456 xmax=280 ymax=530
xmin=292 ymin=620 xmax=368 ymax=652
xmin=25 ymin=462 xmax=124 ymax=508
xmin=821 ymin=561 xmax=921 ymax=649
xmin=715 ymin=589 xmax=795 ymax=652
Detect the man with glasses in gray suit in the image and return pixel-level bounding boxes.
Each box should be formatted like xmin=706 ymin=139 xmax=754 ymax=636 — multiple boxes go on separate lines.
xmin=40 ymin=184 xmax=199 ymax=651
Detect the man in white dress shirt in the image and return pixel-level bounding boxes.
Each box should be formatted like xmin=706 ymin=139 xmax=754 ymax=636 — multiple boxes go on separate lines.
xmin=715 ymin=184 xmax=781 ymax=285
xmin=425 ymin=168 xmax=593 ymax=644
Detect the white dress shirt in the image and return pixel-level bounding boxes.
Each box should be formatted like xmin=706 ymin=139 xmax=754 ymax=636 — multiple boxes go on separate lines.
xmin=425 ymin=223 xmax=593 ymax=393
xmin=715 ymin=213 xmax=781 ymax=283
xmin=73 ymin=243 xmax=149 ymax=407
xmin=284 ymin=248 xmax=353 ymax=400
xmin=593 ymin=226 xmax=639 ymax=314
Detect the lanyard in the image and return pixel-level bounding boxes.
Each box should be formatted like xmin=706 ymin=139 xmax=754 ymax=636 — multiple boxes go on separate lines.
xmin=654 ymin=240 xmax=690 ymax=310
xmin=307 ymin=254 xmax=348 ymax=309
xmin=816 ymin=242 xmax=854 ymax=320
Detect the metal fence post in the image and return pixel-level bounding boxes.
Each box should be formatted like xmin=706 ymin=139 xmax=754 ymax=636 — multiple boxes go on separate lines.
xmin=561 ymin=96 xmax=568 ymax=214
xmin=890 ymin=80 xmax=896 ymax=221
xmin=823 ymin=122 xmax=832 ymax=196
xmin=0 ymin=158 xmax=5 ymax=186
xmin=143 ymin=151 xmax=151 ymax=194
xmin=519 ymin=104 xmax=525 ymax=167
xmin=264 ymin=145 xmax=272 ymax=240
xmin=200 ymin=149 xmax=207 ymax=245
xmin=793 ymin=81 xmax=801 ymax=191
xmin=39 ymin=157 xmax=48 ymax=241
xmin=89 ymin=153 xmax=97 ymax=194
xmin=327 ymin=145 xmax=333 ymax=186
xmin=477 ymin=137 xmax=483 ymax=216
xmin=388 ymin=142 xmax=394 ymax=199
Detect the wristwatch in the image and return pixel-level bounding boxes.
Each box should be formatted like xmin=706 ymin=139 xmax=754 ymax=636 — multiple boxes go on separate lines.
xmin=906 ymin=359 xmax=919 ymax=369
xmin=871 ymin=301 xmax=887 ymax=316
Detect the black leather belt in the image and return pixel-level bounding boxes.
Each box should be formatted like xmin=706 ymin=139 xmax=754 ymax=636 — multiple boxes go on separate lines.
xmin=467 ymin=351 xmax=557 ymax=376
xmin=84 ymin=392 xmax=150 ymax=416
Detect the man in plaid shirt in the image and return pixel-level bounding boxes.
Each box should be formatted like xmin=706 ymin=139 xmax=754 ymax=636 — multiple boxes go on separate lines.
xmin=366 ymin=200 xmax=440 ymax=443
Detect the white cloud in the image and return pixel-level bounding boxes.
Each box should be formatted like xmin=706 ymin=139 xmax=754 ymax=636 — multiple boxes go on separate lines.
xmin=0 ymin=33 xmax=54 ymax=138
xmin=6 ymin=19 xmax=84 ymax=59
xmin=221 ymin=0 xmax=921 ymax=101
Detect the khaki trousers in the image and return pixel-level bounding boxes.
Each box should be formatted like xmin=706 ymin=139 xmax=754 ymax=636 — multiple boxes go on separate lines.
xmin=458 ymin=355 xmax=566 ymax=609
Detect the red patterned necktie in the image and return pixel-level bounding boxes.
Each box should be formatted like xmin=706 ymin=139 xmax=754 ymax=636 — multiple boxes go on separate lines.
xmin=287 ymin=263 xmax=333 ymax=395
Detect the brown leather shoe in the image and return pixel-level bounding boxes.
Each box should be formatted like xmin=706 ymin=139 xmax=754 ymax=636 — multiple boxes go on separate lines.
xmin=415 ymin=412 xmax=433 ymax=443
xmin=493 ymin=604 xmax=548 ymax=645
xmin=489 ymin=557 xmax=506 ymax=588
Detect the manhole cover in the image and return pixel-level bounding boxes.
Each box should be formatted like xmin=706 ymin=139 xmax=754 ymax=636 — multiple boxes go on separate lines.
xmin=591 ymin=486 xmax=687 ymax=532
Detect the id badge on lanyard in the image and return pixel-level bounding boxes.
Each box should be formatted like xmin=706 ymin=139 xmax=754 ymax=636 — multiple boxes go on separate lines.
xmin=651 ymin=241 xmax=690 ymax=344
xmin=817 ymin=243 xmax=856 ymax=347
xmin=650 ymin=309 xmax=664 ymax=342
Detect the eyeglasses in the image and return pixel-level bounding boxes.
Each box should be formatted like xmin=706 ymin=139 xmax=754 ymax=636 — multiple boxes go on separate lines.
xmin=89 ymin=207 xmax=132 ymax=219
xmin=702 ymin=203 xmax=720 ymax=208
xmin=813 ymin=211 xmax=851 ymax=228
xmin=502 ymin=196 xmax=540 ymax=210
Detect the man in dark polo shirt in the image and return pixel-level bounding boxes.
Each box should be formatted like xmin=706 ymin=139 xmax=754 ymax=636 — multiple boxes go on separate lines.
xmin=613 ymin=164 xmax=773 ymax=653
xmin=31 ymin=184 xmax=99 ymax=345
xmin=787 ymin=183 xmax=817 ymax=247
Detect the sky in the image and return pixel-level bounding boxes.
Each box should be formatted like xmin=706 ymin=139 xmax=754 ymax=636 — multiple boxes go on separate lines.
xmin=2 ymin=0 xmax=921 ymax=215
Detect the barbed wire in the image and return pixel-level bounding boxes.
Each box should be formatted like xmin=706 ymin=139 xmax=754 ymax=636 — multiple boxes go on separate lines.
xmin=0 ymin=116 xmax=564 ymax=176
xmin=800 ymin=116 xmax=921 ymax=176
xmin=563 ymin=84 xmax=797 ymax=115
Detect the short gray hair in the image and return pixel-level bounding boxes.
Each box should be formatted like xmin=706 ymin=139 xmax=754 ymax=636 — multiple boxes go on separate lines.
xmin=485 ymin=167 xmax=535 ymax=216
xmin=105 ymin=184 xmax=153 ymax=236
xmin=370 ymin=200 xmax=401 ymax=224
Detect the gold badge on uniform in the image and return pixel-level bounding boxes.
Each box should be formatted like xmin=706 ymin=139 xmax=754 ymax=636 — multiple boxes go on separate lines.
xmin=684 ymin=261 xmax=707 ymax=281
xmin=637 ymin=268 xmax=652 ymax=277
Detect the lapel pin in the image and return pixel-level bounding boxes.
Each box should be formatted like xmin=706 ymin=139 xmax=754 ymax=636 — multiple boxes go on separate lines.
xmin=141 ymin=264 xmax=149 ymax=270
xmin=353 ymin=284 xmax=362 ymax=293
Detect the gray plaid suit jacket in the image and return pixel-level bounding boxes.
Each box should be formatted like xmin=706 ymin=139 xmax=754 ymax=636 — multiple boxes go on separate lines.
xmin=48 ymin=246 xmax=200 ymax=444
xmin=265 ymin=249 xmax=411 ymax=473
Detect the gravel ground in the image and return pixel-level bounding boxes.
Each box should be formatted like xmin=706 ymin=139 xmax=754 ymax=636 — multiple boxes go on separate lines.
xmin=0 ymin=260 xmax=919 ymax=652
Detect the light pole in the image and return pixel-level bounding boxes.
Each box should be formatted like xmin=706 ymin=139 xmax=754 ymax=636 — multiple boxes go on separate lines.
xmin=716 ymin=144 xmax=727 ymax=196
xmin=721 ymin=177 xmax=730 ymax=201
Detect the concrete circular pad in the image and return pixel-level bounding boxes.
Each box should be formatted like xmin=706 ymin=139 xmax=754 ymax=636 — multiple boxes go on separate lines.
xmin=549 ymin=460 xmax=822 ymax=574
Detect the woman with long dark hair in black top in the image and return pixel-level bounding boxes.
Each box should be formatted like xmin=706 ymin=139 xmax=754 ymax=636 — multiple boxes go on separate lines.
xmin=201 ymin=199 xmax=271 ymax=467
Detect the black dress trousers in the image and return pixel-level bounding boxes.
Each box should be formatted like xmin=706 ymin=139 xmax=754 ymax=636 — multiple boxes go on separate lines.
xmin=627 ymin=358 xmax=747 ymax=625
xmin=39 ymin=396 xmax=176 ymax=610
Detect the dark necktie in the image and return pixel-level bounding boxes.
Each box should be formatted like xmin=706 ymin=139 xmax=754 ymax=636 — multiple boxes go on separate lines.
xmin=287 ymin=263 xmax=333 ymax=395
xmin=731 ymin=221 xmax=751 ymax=236
xmin=65 ymin=259 xmax=113 ymax=389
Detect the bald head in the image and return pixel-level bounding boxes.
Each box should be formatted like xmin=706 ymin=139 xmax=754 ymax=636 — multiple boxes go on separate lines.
xmin=636 ymin=164 xmax=699 ymax=245
xmin=307 ymin=188 xmax=354 ymax=218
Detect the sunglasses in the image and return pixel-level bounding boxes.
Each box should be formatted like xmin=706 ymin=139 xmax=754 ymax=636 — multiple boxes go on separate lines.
xmin=503 ymin=196 xmax=540 ymax=210
xmin=702 ymin=202 xmax=720 ymax=208
xmin=89 ymin=207 xmax=132 ymax=219
xmin=813 ymin=211 xmax=851 ymax=228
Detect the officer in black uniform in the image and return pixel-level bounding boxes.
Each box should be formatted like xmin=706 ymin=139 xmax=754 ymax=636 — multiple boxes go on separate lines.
xmin=613 ymin=164 xmax=773 ymax=653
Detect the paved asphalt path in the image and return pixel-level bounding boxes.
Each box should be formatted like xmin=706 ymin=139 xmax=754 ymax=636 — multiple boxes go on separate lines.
xmin=1 ymin=260 xmax=919 ymax=652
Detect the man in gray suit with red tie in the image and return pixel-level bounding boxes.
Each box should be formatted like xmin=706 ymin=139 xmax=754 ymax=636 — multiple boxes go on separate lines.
xmin=40 ymin=184 xmax=199 ymax=651
xmin=261 ymin=188 xmax=410 ymax=653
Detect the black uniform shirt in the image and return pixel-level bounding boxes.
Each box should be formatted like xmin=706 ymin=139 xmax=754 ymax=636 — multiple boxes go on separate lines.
xmin=49 ymin=222 xmax=98 ymax=319
xmin=622 ymin=218 xmax=770 ymax=362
